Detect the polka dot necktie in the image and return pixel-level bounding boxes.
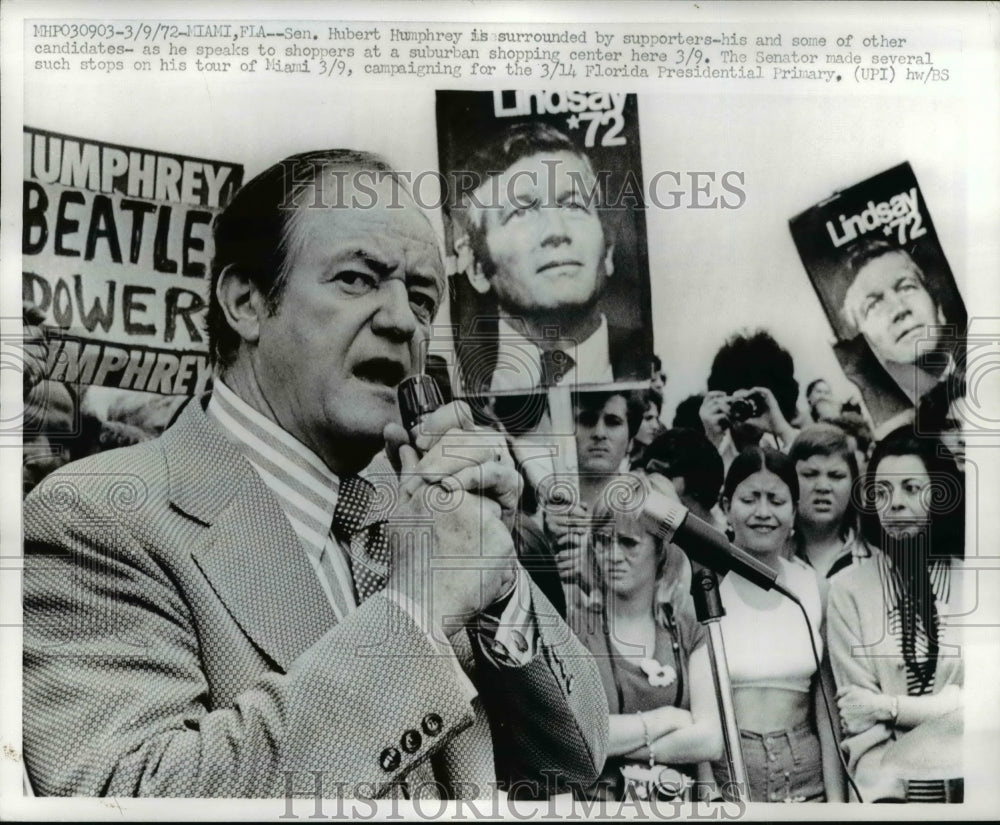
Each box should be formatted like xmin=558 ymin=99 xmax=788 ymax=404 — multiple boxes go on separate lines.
xmin=333 ymin=474 xmax=390 ymax=603
xmin=540 ymin=349 xmax=575 ymax=387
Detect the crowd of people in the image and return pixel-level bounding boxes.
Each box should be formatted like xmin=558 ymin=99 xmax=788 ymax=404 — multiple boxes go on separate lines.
xmin=526 ymin=331 xmax=965 ymax=802
xmin=20 ymin=125 xmax=967 ymax=807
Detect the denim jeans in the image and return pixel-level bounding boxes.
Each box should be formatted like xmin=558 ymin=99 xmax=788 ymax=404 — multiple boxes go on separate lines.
xmin=713 ymin=722 xmax=825 ymax=803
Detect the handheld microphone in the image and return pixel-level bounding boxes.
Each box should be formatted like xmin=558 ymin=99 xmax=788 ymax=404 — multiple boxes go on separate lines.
xmin=397 ymin=374 xmax=445 ymax=446
xmin=638 ymin=489 xmax=779 ymax=591
xmin=398 ymin=376 xmax=777 ymax=589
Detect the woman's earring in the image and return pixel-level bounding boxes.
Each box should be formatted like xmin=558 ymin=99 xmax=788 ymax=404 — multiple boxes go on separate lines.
xmin=725 ymin=524 xmax=735 ymax=542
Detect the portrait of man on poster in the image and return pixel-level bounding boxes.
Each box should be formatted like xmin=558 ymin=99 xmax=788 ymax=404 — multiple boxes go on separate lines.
xmin=448 ymin=121 xmax=649 ymax=395
xmin=834 ymin=238 xmax=963 ymax=429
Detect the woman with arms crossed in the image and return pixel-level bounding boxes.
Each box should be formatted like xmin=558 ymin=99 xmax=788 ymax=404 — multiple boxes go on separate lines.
xmin=568 ymin=473 xmax=722 ymax=801
xmin=827 ymin=426 xmax=964 ymax=802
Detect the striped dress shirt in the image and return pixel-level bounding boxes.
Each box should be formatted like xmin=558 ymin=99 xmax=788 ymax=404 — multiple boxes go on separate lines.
xmin=208 ymin=380 xmax=360 ymax=619
xmin=207 ymin=379 xmax=534 ymax=690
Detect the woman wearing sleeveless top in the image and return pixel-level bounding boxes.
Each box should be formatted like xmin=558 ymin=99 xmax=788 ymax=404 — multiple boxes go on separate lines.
xmin=568 ymin=473 xmax=721 ymax=801
xmin=711 ymin=446 xmax=841 ymax=802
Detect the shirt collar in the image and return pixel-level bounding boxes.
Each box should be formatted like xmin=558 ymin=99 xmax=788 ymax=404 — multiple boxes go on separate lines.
xmin=492 ymin=314 xmax=611 ymax=392
xmin=575 ymin=314 xmax=612 ymax=378
xmin=795 ymin=527 xmax=870 ymax=578
xmin=207 ymin=378 xmax=340 ymax=547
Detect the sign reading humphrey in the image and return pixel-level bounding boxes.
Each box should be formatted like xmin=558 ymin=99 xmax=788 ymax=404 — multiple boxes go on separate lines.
xmin=22 ymin=127 xmax=243 ymax=396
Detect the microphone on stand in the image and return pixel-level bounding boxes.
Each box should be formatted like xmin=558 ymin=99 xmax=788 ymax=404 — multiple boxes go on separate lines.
xmin=399 ymin=374 xmax=779 ymax=591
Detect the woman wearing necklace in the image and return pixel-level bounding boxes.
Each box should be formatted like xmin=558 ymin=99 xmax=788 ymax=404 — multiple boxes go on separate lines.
xmin=827 ymin=426 xmax=964 ymax=802
xmin=710 ymin=446 xmax=841 ymax=802
xmin=568 ymin=473 xmax=722 ymax=801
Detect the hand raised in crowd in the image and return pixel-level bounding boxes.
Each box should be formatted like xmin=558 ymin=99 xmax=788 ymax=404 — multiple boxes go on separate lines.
xmin=383 ymin=402 xmax=522 ymax=635
xmin=698 ymin=391 xmax=730 ymax=448
xmin=732 ymin=386 xmax=799 ymax=446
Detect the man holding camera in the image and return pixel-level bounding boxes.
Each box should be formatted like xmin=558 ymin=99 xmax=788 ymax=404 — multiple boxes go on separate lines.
xmin=699 ymin=387 xmax=801 ymax=472
xmin=698 ymin=331 xmax=802 ymax=471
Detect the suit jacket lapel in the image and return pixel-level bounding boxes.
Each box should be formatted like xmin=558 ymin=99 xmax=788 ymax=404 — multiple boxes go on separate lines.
xmin=164 ymin=397 xmax=338 ymax=672
xmin=607 ymin=323 xmax=646 ymax=382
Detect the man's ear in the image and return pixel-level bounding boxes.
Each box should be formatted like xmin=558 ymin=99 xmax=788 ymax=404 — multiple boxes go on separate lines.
xmin=839 ymin=298 xmax=860 ymax=338
xmin=466 ymin=260 xmax=492 ymax=295
xmin=603 ymin=243 xmax=615 ymax=278
xmin=216 ymin=265 xmax=266 ymax=346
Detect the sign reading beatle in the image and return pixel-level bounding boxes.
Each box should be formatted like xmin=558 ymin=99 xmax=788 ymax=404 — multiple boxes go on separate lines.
xmin=22 ymin=126 xmax=243 ymax=396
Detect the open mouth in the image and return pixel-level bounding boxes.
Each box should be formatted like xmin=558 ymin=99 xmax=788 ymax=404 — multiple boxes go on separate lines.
xmin=811 ymin=498 xmax=833 ymax=511
xmin=748 ymin=524 xmax=777 ymax=534
xmin=353 ymin=358 xmax=406 ymax=389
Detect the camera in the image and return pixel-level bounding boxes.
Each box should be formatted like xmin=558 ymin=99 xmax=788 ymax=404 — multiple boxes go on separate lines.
xmin=728 ymin=391 xmax=766 ymax=424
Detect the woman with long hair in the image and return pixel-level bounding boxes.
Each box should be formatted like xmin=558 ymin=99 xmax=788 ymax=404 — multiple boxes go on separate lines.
xmin=827 ymin=426 xmax=964 ymax=802
xmin=568 ymin=473 xmax=722 ymax=801
xmin=711 ymin=446 xmax=841 ymax=802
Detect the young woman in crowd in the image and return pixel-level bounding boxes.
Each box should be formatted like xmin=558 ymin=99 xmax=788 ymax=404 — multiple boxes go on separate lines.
xmin=568 ymin=473 xmax=721 ymax=801
xmin=789 ymin=423 xmax=869 ymax=606
xmin=827 ymin=427 xmax=964 ymax=802
xmin=628 ymin=387 xmax=666 ymax=468
xmin=711 ymin=447 xmax=841 ymax=802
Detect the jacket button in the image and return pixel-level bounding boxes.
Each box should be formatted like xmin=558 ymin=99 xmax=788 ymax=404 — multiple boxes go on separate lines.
xmin=401 ymin=729 xmax=422 ymax=754
xmin=422 ymin=713 xmax=443 ymax=736
xmin=379 ymin=747 xmax=401 ymax=772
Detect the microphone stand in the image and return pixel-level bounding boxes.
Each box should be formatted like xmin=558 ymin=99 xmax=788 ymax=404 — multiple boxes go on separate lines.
xmin=688 ymin=560 xmax=748 ymax=803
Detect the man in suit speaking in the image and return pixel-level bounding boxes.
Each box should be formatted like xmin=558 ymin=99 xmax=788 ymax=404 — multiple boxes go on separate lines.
xmin=450 ymin=123 xmax=646 ymax=394
xmin=22 ymin=150 xmax=607 ymax=799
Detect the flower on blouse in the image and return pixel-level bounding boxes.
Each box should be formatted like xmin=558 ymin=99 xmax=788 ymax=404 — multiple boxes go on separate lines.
xmin=639 ymin=658 xmax=676 ymax=688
